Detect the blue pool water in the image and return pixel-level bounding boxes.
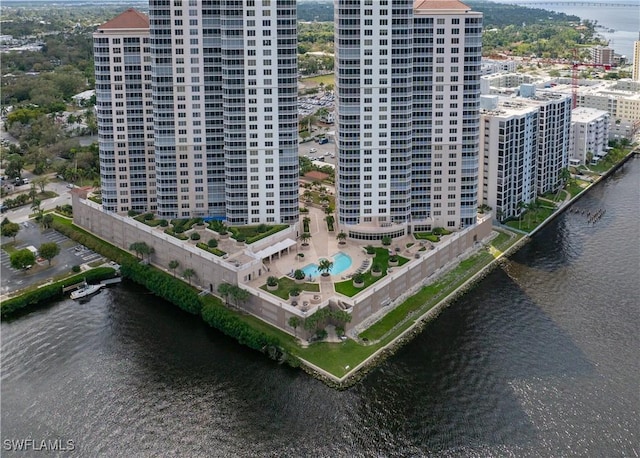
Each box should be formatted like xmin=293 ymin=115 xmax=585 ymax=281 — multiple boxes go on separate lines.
xmin=301 ymin=252 xmax=352 ymax=278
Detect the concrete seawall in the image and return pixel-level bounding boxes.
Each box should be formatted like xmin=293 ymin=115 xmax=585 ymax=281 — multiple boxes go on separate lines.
xmin=305 ymin=152 xmax=637 ymax=388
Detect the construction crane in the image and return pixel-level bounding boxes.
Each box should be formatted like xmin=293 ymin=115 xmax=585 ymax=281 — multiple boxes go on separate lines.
xmin=569 ymin=49 xmax=611 ymax=109
xmin=543 ymin=49 xmax=612 ymax=108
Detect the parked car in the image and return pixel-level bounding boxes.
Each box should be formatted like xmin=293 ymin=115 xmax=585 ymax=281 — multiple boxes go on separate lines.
xmin=310 ymin=148 xmax=317 ymax=153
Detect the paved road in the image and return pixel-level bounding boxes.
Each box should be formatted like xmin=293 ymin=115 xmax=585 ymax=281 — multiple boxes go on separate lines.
xmin=2 ymin=176 xmax=73 ymax=224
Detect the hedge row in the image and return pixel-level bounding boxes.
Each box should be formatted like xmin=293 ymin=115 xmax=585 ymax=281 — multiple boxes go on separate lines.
xmin=119 ymin=260 xmax=202 ymax=315
xmin=51 ymin=217 xmax=134 ymax=264
xmin=47 ymin=215 xmax=286 ymax=361
xmin=200 ymin=298 xmax=280 ymax=353
xmin=1 ymin=267 xmax=117 ymax=319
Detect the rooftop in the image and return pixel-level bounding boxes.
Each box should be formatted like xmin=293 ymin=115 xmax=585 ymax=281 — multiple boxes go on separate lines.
xmin=414 ymin=0 xmax=473 ymax=12
xmin=97 ymin=8 xmax=149 ymax=30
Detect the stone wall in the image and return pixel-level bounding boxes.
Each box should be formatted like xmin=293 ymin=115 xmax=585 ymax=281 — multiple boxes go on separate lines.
xmin=346 ymin=217 xmax=493 ymax=327
xmin=72 ymin=194 xmax=492 ymax=338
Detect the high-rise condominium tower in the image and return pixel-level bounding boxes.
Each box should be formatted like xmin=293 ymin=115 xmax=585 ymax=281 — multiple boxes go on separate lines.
xmin=633 ymin=38 xmax=640 ymax=82
xmin=335 ymin=0 xmax=482 ymax=238
xmin=94 ymin=9 xmax=156 ymax=214
xmin=146 ymin=0 xmax=298 ymax=224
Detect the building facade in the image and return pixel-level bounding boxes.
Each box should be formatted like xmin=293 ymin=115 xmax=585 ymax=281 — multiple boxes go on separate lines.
xmin=570 ymin=107 xmax=610 ymax=165
xmin=334 ymin=0 xmax=482 ymax=237
xmin=480 ymin=96 xmax=538 ymax=222
xmin=524 ymin=91 xmax=571 ymax=195
xmin=590 ymin=46 xmax=614 ymax=66
xmin=94 ymin=2 xmax=298 ymax=224
xmin=94 ymin=9 xmax=156 ymax=214
xmin=632 ymin=39 xmax=640 ymax=82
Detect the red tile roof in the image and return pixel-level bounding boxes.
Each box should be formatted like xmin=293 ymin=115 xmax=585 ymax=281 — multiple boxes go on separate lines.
xmin=98 ymin=8 xmax=149 ymax=30
xmin=414 ymin=0 xmax=472 ymax=11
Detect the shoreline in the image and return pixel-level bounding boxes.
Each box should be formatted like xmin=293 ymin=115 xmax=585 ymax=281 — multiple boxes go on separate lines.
xmin=299 ymin=150 xmax=637 ymax=388
xmin=1 ymin=152 xmax=636 ymax=388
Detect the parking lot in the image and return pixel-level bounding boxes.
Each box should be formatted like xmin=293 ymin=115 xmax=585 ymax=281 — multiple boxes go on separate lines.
xmin=1 ymin=220 xmax=104 ymax=296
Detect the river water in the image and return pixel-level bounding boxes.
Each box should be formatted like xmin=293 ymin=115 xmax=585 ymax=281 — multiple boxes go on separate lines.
xmin=503 ymin=0 xmax=639 ymax=58
xmin=2 ymin=159 xmax=639 ymax=457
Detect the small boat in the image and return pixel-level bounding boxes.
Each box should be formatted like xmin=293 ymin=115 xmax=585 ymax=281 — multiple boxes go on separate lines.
xmin=70 ymin=282 xmax=104 ymax=300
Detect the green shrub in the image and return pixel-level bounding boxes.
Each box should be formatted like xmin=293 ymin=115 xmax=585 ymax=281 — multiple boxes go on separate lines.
xmin=120 ymin=260 xmax=202 ymax=315
xmin=200 ymin=298 xmax=280 ymax=353
xmin=190 ymin=232 xmax=201 ymax=241
xmin=159 ymin=219 xmax=168 ymax=227
xmin=208 ymin=238 xmax=218 ymax=248
xmin=381 ymin=236 xmax=392 ymax=246
xmin=266 ymin=276 xmax=279 ymax=287
xmin=72 ymin=265 xmax=81 ymax=273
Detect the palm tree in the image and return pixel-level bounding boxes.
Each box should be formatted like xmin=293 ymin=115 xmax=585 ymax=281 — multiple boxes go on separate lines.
xmin=303 ymin=190 xmax=312 ymax=202
xmin=517 ymin=201 xmax=526 ymax=229
xmin=129 ymin=242 xmax=144 ymax=259
xmin=336 ymin=231 xmax=347 ymax=245
xmin=230 ymin=286 xmax=250 ymax=308
xmin=317 ymin=258 xmax=334 ymax=277
xmin=182 ymin=268 xmax=196 ymax=285
xmin=218 ymin=282 xmax=231 ymax=305
xmin=300 ymin=232 xmax=311 ymax=246
xmin=139 ymin=243 xmax=154 ymax=261
xmin=288 ymin=316 xmax=301 ymax=337
xmin=168 ymin=260 xmax=179 ymax=277
xmin=527 ymin=200 xmax=541 ymax=226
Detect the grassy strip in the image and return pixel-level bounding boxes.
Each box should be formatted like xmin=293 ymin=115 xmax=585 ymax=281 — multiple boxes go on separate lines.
xmin=300 ymin=73 xmax=335 ymax=87
xmin=195 ymin=242 xmax=226 ymax=257
xmin=260 ymin=276 xmax=320 ymax=300
xmin=359 ymin=251 xmax=493 ymax=342
xmin=1 ymin=267 xmax=118 ymax=319
xmin=229 ymin=224 xmax=289 ymax=244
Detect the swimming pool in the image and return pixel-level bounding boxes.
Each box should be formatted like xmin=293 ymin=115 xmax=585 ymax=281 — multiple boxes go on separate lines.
xmin=301 ymin=252 xmax=352 ymax=278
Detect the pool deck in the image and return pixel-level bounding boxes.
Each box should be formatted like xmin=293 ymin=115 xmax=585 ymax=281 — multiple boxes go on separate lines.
xmin=246 ymin=205 xmax=419 ymax=307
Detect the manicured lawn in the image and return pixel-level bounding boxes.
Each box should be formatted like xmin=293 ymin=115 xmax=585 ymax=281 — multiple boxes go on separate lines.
xmin=566 ymin=180 xmax=589 ymax=198
xmin=414 ymin=232 xmax=440 ymax=242
xmin=296 ymin=339 xmax=378 ymax=376
xmin=302 ymin=190 xmax=336 ymax=209
xmin=334 ymin=248 xmax=408 ymax=297
xmin=260 ymin=276 xmax=320 ymax=300
xmin=505 ymin=202 xmax=556 ymax=233
xmin=300 ymin=73 xmax=335 ymax=87
xmin=359 ymin=250 xmax=493 ymax=342
xmin=588 ymin=148 xmax=631 ymax=174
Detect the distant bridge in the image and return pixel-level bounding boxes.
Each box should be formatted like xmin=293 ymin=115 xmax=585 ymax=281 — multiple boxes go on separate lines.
xmin=513 ymin=1 xmax=637 ymax=7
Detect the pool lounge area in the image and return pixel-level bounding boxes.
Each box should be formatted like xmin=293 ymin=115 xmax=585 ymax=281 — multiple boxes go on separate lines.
xmin=301 ymin=252 xmax=352 ymax=278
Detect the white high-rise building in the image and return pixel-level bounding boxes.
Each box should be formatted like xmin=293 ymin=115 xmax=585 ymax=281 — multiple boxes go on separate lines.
xmin=570 ymin=107 xmax=610 ymax=166
xmin=148 ymin=0 xmax=298 ymax=224
xmin=94 ymin=9 xmax=156 ymax=214
xmin=521 ymin=90 xmax=572 ymax=195
xmin=334 ymin=0 xmax=482 ymax=239
xmin=480 ymin=96 xmax=538 ymax=222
